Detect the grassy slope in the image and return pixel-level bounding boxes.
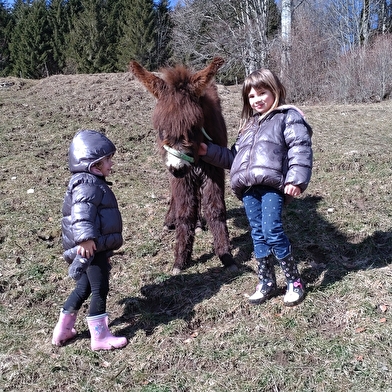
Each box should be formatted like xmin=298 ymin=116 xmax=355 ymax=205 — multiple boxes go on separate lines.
xmin=0 ymin=74 xmax=391 ymax=392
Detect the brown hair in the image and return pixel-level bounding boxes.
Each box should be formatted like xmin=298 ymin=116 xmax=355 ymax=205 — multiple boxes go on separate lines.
xmin=240 ymin=69 xmax=286 ymax=128
xmin=91 ymin=153 xmax=113 ymax=170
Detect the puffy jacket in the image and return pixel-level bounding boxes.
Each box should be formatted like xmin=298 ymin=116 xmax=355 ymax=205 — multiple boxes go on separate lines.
xmin=61 ymin=130 xmax=123 ymax=257
xmin=202 ymin=106 xmax=313 ymax=200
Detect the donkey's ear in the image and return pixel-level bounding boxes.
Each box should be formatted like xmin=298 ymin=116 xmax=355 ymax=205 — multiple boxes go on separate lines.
xmin=129 ymin=61 xmax=166 ymax=99
xmin=191 ymin=57 xmax=225 ymax=97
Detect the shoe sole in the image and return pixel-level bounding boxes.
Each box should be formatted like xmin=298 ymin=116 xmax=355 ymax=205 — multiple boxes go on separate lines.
xmin=248 ymin=290 xmax=276 ymax=305
xmin=283 ymin=294 xmax=305 ymax=307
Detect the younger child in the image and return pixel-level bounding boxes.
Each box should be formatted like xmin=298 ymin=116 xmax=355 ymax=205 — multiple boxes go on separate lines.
xmin=199 ymin=69 xmax=313 ymax=306
xmin=52 ymin=129 xmax=127 ymax=350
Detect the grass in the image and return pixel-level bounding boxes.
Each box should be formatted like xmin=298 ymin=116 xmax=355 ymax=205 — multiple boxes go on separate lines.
xmin=0 ymin=73 xmax=392 ymax=392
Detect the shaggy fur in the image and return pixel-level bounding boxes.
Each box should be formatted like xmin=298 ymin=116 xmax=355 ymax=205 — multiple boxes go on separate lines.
xmin=130 ymin=58 xmax=236 ymax=274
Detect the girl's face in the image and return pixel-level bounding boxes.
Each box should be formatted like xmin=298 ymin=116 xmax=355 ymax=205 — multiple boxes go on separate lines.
xmin=95 ymin=155 xmax=114 ymax=177
xmin=248 ymin=87 xmax=275 ymax=114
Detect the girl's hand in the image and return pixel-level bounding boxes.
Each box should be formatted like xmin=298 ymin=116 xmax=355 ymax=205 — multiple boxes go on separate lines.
xmin=198 ymin=143 xmax=208 ymax=156
xmin=284 ymin=184 xmax=301 ymax=197
xmin=77 ymin=240 xmax=97 ymax=258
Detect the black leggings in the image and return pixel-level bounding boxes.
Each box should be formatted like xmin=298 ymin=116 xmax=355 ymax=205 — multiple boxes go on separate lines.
xmin=63 ymin=252 xmax=110 ymax=317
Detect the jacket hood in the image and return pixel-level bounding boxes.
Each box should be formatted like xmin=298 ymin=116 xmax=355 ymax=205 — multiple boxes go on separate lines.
xmin=68 ymin=130 xmax=116 ymax=173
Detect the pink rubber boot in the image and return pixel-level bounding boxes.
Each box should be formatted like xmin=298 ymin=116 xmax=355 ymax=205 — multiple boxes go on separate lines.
xmin=52 ymin=309 xmax=78 ymax=346
xmin=87 ymin=313 xmax=127 ymax=351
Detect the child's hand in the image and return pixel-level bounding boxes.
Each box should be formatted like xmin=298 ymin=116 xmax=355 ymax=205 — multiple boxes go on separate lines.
xmin=284 ymin=184 xmax=301 ymax=197
xmin=198 ymin=143 xmax=208 ymax=156
xmin=77 ymin=240 xmax=97 ymax=258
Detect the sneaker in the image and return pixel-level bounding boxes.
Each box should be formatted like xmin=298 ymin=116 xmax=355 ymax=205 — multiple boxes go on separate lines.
xmin=248 ymin=281 xmax=276 ymax=305
xmin=283 ymin=279 xmax=305 ymax=306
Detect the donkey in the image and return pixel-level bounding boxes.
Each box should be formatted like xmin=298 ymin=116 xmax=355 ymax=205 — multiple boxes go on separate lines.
xmin=129 ymin=58 xmax=237 ymax=275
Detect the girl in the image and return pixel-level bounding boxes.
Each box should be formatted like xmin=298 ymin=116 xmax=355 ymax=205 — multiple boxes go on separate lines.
xmin=52 ymin=130 xmax=127 ymax=350
xmin=200 ymin=69 xmax=313 ymax=306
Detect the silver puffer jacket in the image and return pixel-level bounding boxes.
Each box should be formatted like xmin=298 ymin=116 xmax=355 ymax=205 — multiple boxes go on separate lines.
xmin=61 ymin=130 xmax=123 ymax=258
xmin=202 ymin=106 xmax=313 ymax=200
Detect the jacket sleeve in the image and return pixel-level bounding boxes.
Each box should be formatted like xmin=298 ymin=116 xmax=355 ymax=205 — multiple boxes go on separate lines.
xmin=201 ymin=141 xmax=237 ymax=169
xmin=70 ymin=181 xmax=104 ymax=244
xmin=284 ymin=110 xmax=313 ymax=192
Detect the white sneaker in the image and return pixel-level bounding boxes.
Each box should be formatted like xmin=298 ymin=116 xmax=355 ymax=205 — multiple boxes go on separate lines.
xmin=283 ymin=279 xmax=305 ymax=306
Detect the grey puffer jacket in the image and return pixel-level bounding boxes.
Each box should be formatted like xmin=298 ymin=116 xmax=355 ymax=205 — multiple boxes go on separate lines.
xmin=202 ymin=106 xmax=313 ymax=200
xmin=61 ymin=130 xmax=123 ymax=259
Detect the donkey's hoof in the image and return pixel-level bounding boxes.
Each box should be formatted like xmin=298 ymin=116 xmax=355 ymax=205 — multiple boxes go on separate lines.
xmin=172 ymin=267 xmax=182 ymax=275
xmin=163 ymin=224 xmax=175 ymax=232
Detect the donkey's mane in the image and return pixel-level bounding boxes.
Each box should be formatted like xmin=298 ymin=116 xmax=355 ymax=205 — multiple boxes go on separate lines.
xmin=152 ymin=65 xmax=215 ymax=141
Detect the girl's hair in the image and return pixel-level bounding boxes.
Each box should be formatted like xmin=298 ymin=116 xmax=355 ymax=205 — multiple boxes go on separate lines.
xmin=92 ymin=153 xmax=114 ymax=169
xmin=240 ymin=68 xmax=286 ymax=128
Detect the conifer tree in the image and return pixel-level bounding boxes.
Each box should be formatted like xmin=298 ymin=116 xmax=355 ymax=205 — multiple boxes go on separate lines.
xmin=117 ymin=0 xmax=156 ymax=71
xmin=0 ymin=1 xmax=13 ymax=76
xmin=9 ymin=0 xmax=53 ymax=78
xmin=48 ymin=0 xmax=68 ymax=74
xmin=66 ymin=0 xmax=111 ymax=73
xmin=105 ymin=0 xmax=125 ymax=72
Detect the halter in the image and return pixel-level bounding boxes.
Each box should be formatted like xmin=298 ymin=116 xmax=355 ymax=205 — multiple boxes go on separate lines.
xmin=163 ymin=127 xmax=212 ymax=163
xmin=163 ymin=145 xmax=194 ymax=163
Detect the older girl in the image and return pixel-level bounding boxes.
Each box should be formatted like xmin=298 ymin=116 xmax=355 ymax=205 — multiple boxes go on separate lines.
xmin=200 ymin=69 xmax=313 ymax=306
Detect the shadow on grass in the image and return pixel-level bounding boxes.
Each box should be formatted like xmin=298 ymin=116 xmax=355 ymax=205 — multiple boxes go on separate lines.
xmin=115 ymin=266 xmax=251 ymax=338
xmin=114 ymin=195 xmax=392 ymax=338
xmin=113 ymin=204 xmax=254 ymax=338
xmin=282 ymin=195 xmax=392 ymax=290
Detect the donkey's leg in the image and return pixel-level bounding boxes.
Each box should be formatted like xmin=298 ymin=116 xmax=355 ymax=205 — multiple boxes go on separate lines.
xmin=164 ymin=193 xmax=176 ymax=231
xmin=195 ymin=188 xmax=205 ymax=234
xmin=202 ymin=170 xmax=237 ymax=269
xmin=171 ymin=177 xmax=198 ymax=274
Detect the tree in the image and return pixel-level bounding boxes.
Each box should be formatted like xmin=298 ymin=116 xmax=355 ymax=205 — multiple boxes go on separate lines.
xmin=154 ymin=0 xmax=173 ymax=67
xmin=66 ymin=0 xmax=111 ymax=73
xmin=280 ymin=0 xmax=292 ymax=79
xmin=9 ymin=0 xmax=53 ymax=78
xmin=117 ymin=0 xmax=156 ymax=71
xmin=47 ymin=0 xmax=68 ymax=74
xmin=375 ymin=0 xmax=392 ymax=34
xmin=104 ymin=0 xmax=124 ymax=72
xmin=0 ymin=1 xmax=13 ymax=76
xmin=171 ymin=0 xmax=279 ymax=81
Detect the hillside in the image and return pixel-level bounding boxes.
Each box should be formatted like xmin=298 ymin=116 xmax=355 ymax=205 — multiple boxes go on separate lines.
xmin=1 ymin=72 xmax=392 ymax=392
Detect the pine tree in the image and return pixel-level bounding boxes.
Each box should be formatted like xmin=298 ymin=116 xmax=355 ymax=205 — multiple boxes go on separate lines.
xmin=66 ymin=0 xmax=111 ymax=73
xmin=105 ymin=0 xmax=125 ymax=72
xmin=117 ymin=0 xmax=156 ymax=71
xmin=0 ymin=1 xmax=13 ymax=76
xmin=9 ymin=0 xmax=53 ymax=78
xmin=47 ymin=0 xmax=68 ymax=74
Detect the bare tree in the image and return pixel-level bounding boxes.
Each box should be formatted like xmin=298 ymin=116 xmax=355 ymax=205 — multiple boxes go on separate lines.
xmin=171 ymin=0 xmax=279 ymax=79
xmin=238 ymin=0 xmax=271 ymax=73
xmin=280 ymin=0 xmax=292 ymax=78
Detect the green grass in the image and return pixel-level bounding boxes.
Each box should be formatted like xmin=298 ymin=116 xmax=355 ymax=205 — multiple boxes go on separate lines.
xmin=0 ymin=74 xmax=392 ymax=391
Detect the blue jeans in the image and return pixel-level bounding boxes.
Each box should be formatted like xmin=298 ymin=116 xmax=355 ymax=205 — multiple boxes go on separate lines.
xmin=243 ymin=186 xmax=291 ymax=260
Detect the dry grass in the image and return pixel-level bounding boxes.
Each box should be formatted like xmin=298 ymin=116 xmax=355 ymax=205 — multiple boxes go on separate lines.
xmin=0 ymin=73 xmax=392 ymax=392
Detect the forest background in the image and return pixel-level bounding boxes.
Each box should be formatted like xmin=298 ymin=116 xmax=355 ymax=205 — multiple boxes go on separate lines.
xmin=0 ymin=0 xmax=392 ymax=104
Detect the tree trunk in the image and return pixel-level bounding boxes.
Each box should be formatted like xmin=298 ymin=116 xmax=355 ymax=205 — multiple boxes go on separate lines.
xmin=281 ymin=0 xmax=292 ymax=79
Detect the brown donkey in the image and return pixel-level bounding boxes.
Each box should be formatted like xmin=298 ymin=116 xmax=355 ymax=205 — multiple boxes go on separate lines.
xmin=130 ymin=58 xmax=237 ymax=274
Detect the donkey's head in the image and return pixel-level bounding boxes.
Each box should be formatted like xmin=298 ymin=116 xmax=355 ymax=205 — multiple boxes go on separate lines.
xmin=130 ymin=58 xmax=224 ymax=178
